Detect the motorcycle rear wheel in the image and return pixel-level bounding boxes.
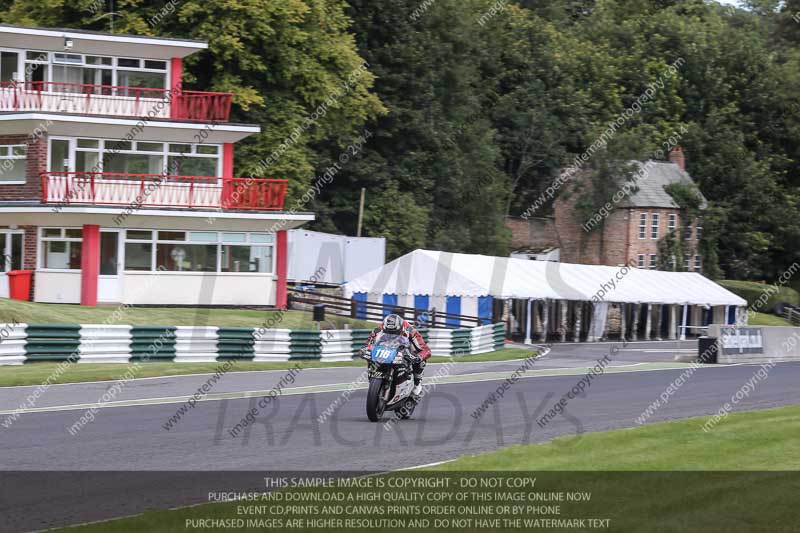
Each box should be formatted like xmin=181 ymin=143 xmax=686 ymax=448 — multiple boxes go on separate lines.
xmin=366 ymin=377 xmax=387 ymax=422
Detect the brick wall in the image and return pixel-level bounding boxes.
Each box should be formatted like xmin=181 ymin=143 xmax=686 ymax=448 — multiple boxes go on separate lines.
xmin=21 ymin=225 xmax=37 ymax=299
xmin=0 ymin=132 xmax=47 ymax=202
xmin=505 ymin=217 xmax=558 ymax=251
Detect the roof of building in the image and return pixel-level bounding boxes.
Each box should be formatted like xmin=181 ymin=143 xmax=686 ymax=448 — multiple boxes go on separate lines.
xmin=624 ymin=161 xmax=708 ymax=209
xmin=0 ymin=23 xmax=207 ymax=46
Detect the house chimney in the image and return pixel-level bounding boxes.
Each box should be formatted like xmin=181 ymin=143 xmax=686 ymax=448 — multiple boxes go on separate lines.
xmin=668 ymin=146 xmax=685 ymax=171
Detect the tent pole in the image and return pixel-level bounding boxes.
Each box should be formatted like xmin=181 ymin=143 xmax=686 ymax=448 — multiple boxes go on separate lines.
xmin=631 ymin=304 xmax=640 ymax=342
xmin=668 ymin=305 xmax=677 ymax=341
xmin=524 ymin=298 xmax=533 ymax=345
xmin=574 ymin=302 xmax=583 ymax=342
xmin=619 ymin=303 xmax=626 ymax=341
xmin=644 ymin=304 xmax=652 ymax=341
xmin=680 ymin=303 xmax=688 ymax=340
xmin=559 ymin=301 xmax=568 ymax=342
xmin=541 ymin=299 xmax=550 ymax=342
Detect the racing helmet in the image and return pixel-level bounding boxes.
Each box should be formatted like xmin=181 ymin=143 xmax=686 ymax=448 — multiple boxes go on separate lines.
xmin=382 ymin=313 xmax=405 ymax=335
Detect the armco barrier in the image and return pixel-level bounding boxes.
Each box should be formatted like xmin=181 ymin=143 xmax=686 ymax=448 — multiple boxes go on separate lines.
xmin=0 ymin=323 xmax=506 ymax=364
xmin=0 ymin=323 xmax=27 ymax=365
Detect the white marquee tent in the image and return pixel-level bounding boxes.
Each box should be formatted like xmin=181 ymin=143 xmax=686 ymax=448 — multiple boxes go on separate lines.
xmin=343 ymin=250 xmax=747 ymax=341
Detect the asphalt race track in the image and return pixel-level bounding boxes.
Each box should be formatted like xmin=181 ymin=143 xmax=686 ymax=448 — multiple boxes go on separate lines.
xmin=1 ymin=341 xmax=798 ymax=532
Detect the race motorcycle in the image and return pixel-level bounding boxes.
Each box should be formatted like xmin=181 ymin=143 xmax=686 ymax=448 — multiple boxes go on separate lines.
xmin=361 ymin=333 xmax=418 ymax=422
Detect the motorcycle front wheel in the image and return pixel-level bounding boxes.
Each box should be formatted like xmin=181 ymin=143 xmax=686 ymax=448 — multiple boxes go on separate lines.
xmin=366 ymin=377 xmax=387 ymax=422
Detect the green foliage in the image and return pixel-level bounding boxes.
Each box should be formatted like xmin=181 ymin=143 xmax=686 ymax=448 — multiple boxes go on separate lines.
xmin=717 ymin=279 xmax=800 ymax=310
xmin=1 ymin=0 xmax=798 ymax=275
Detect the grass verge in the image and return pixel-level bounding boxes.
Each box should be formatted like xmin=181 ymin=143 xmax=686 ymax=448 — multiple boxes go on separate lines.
xmin=55 ymin=406 xmax=800 ymax=533
xmin=0 ymin=348 xmax=532 ymax=387
xmin=0 ymin=298 xmax=373 ymax=329
xmin=749 ymin=311 xmax=792 ymax=326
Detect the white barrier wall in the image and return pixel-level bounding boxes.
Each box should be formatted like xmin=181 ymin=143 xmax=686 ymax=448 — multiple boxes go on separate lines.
xmin=708 ymin=324 xmax=800 ymax=364
xmin=78 ymin=325 xmax=132 ymax=364
xmin=253 ymin=329 xmax=292 ymax=361
xmin=0 ymin=323 xmax=27 ymax=365
xmin=174 ymin=326 xmax=219 ymax=363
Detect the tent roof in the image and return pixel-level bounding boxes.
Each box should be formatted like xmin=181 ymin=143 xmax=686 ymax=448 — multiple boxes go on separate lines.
xmin=343 ymin=250 xmax=746 ymax=307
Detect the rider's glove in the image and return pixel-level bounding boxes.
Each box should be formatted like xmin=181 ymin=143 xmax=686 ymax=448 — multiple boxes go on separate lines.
xmin=359 ymin=347 xmax=371 ymax=360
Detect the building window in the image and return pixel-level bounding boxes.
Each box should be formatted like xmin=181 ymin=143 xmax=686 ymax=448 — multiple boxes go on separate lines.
xmin=639 ymin=213 xmax=647 ymax=239
xmin=0 ymin=144 xmax=26 ymax=182
xmin=683 ymin=224 xmax=693 ymax=240
xmin=123 ymin=231 xmax=274 ymax=274
xmin=649 ymin=254 xmax=657 ymax=270
xmin=49 ymin=138 xmax=222 ymax=177
xmin=668 ymin=213 xmax=677 ymax=233
xmin=694 ymin=255 xmax=702 ymax=273
xmin=651 ymin=213 xmax=660 ymax=239
xmin=684 ymin=256 xmax=691 ymax=271
xmin=40 ymin=227 xmax=82 ymax=270
xmin=696 ymin=225 xmax=702 ymax=241
xmin=638 ymin=254 xmax=645 ymax=269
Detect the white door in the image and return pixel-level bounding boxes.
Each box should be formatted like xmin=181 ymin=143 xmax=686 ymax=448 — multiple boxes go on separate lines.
xmin=98 ymin=230 xmax=124 ymax=302
xmin=0 ymin=231 xmax=24 ymax=299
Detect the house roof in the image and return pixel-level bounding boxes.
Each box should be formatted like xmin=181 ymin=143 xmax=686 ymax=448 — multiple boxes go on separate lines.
xmin=624 ymin=161 xmax=708 ymax=209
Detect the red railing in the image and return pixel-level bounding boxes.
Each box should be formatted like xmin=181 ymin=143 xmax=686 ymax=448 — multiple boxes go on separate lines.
xmin=0 ymin=81 xmax=233 ymax=122
xmin=41 ymin=172 xmax=287 ymax=211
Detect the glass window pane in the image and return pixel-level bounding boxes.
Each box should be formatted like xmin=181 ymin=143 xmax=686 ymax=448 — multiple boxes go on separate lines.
xmin=27 ymin=51 xmax=48 ymax=61
xmin=222 ymin=233 xmax=246 ymax=243
xmin=144 ymin=60 xmax=167 ymax=70
xmin=50 ymin=140 xmax=70 ymax=172
xmin=250 ymin=234 xmax=274 ymax=244
xmin=168 ymin=155 xmax=217 ymax=177
xmin=76 ymin=151 xmax=99 ymax=173
xmin=126 ymin=230 xmax=152 ymax=240
xmin=158 ymin=231 xmax=185 ymax=241
xmin=104 ymin=152 xmax=164 ymax=174
xmin=137 ymin=142 xmax=163 ymax=152
xmin=124 ymin=242 xmax=152 ymax=271
xmin=10 ymin=234 xmax=22 ymax=271
xmin=54 ymin=53 xmax=82 ymax=65
xmin=100 ymin=232 xmax=119 ymax=275
xmin=77 ymin=139 xmax=99 ymax=149
xmin=117 ymin=70 xmax=165 ymax=89
xmin=188 ymin=232 xmax=217 ymax=243
xmin=157 ymin=243 xmax=217 ymax=272
xmin=169 ymin=144 xmax=192 ymax=154
xmin=43 ymin=228 xmax=61 ymax=238
xmin=82 ymin=67 xmax=112 ymax=88
xmin=65 ymin=229 xmax=82 ymax=238
xmin=43 ymin=241 xmax=82 ymax=269
xmin=1 ymin=52 xmax=18 ymax=83
xmin=221 ymin=245 xmax=272 ymax=273
xmin=118 ymin=58 xmax=140 ymax=68
xmin=86 ymin=56 xmax=112 ymax=66
xmin=26 ymin=63 xmax=47 ymax=83
xmin=196 ymin=145 xmax=219 ymax=155
xmin=0 ymin=158 xmax=26 ymax=182
xmin=0 ymin=234 xmax=6 ymax=272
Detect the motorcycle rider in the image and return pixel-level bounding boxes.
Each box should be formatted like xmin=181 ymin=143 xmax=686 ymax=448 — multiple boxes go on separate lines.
xmin=362 ymin=313 xmax=431 ymax=398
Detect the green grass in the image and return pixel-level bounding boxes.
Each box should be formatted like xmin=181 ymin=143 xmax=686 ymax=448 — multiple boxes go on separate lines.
xmin=749 ymin=311 xmax=792 ymax=326
xmin=0 ymin=297 xmax=373 ymax=329
xmin=718 ymin=279 xmax=800 ymax=310
xmin=56 ymin=406 xmax=800 ymax=533
xmin=0 ymin=348 xmax=530 ymax=387
xmin=435 ymin=404 xmax=800 ymax=471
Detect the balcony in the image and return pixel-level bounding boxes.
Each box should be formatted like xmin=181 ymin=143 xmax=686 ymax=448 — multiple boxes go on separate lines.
xmin=41 ymin=172 xmax=288 ymax=211
xmin=0 ymin=81 xmax=232 ymax=122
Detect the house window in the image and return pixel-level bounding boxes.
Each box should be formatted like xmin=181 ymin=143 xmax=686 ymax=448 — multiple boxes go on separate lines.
xmin=639 ymin=213 xmax=647 ymax=239
xmin=637 ymin=254 xmax=645 ymax=269
xmin=651 ymin=214 xmax=660 ymax=239
xmin=683 ymin=224 xmax=693 ymax=240
xmin=696 ymin=226 xmax=702 ymax=241
xmin=0 ymin=145 xmax=26 ymax=182
xmin=649 ymin=254 xmax=657 ymax=270
xmin=668 ymin=214 xmax=677 ymax=233
xmin=694 ymin=255 xmax=702 ymax=273
xmin=40 ymin=228 xmax=82 ymax=270
xmin=123 ymin=231 xmax=274 ymax=273
xmin=684 ymin=256 xmax=691 ymax=271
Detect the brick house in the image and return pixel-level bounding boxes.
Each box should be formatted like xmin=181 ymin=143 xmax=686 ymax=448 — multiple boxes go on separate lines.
xmin=0 ymin=24 xmax=313 ymax=306
xmin=509 ymin=147 xmax=706 ymax=271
